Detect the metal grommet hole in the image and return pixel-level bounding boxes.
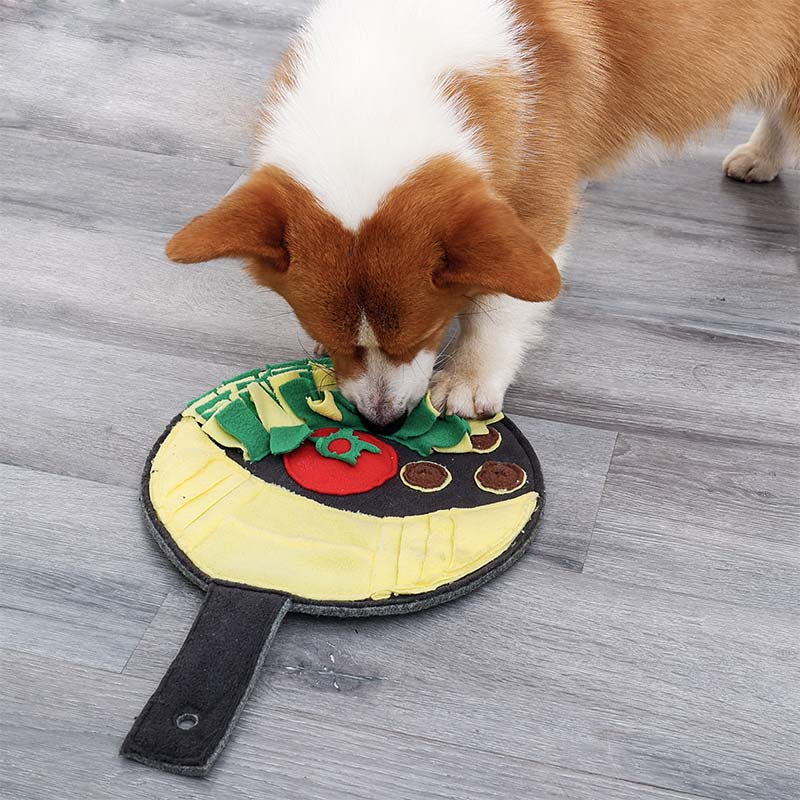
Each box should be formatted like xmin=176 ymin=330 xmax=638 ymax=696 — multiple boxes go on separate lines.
xmin=175 ymin=712 xmax=199 ymax=731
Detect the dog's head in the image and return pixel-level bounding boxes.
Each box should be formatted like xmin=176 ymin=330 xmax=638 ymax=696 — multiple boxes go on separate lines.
xmin=166 ymin=157 xmax=559 ymax=426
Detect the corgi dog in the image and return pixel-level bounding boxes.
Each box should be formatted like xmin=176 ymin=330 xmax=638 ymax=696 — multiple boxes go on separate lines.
xmin=166 ymin=0 xmax=799 ymax=427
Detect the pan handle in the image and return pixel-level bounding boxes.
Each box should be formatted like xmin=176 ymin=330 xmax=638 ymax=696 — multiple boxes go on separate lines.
xmin=121 ymin=582 xmax=291 ymax=776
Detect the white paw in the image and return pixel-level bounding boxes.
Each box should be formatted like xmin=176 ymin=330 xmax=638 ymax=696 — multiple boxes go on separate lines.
xmin=312 ymin=341 xmax=327 ymax=357
xmin=723 ymin=143 xmax=781 ymax=183
xmin=430 ymin=366 xmax=506 ymax=419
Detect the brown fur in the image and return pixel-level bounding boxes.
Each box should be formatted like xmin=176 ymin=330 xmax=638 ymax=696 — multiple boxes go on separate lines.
xmin=503 ymin=0 xmax=800 ymax=249
xmin=168 ymin=0 xmax=799 ymax=384
xmin=167 ymin=157 xmax=559 ymax=378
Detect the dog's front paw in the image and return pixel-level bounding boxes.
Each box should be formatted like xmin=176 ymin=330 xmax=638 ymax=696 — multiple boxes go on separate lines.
xmin=312 ymin=341 xmax=327 ymax=358
xmin=723 ymin=143 xmax=781 ymax=183
xmin=430 ymin=365 xmax=506 ymax=419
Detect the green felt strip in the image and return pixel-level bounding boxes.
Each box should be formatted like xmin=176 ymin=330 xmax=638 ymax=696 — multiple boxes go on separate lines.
xmin=186 ymin=359 xmax=334 ymax=419
xmin=239 ymin=391 xmax=259 ymax=418
xmin=279 ymin=377 xmax=369 ymax=432
xmin=268 ymin=423 xmax=312 ymax=455
xmin=398 ymin=395 xmax=439 ymax=438
xmin=329 ymin=393 xmax=365 ymax=429
xmin=392 ymin=413 xmax=469 ymax=455
xmin=194 ymin=389 xmax=232 ymax=420
xmin=186 ymin=357 xmax=480 ymax=462
xmin=275 ymin=377 xmax=324 ymax=418
xmin=314 ymin=429 xmax=380 ymax=466
xmin=214 ymin=398 xmax=270 ymax=462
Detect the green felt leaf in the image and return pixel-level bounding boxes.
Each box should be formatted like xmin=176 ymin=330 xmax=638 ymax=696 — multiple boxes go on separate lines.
xmin=268 ymin=423 xmax=313 ymax=455
xmin=214 ymin=398 xmax=270 ymax=461
xmin=392 ymin=413 xmax=469 ymax=455
xmin=185 ymin=358 xmax=482 ymax=462
xmin=276 ymin=377 xmax=335 ymax=429
xmin=314 ymin=429 xmax=380 ymax=465
xmin=397 ymin=396 xmax=439 ymax=438
xmin=321 ymin=393 xmax=362 ymax=429
xmin=194 ymin=389 xmax=232 ymax=420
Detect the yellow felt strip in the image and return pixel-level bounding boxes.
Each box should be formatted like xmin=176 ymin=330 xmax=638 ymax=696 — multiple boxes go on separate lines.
xmin=306 ymin=391 xmax=343 ymax=422
xmin=432 ymin=432 xmax=473 ymax=454
xmin=311 ymin=362 xmax=337 ymax=393
xmin=248 ymin=381 xmax=301 ymax=431
xmin=433 ymin=414 xmax=507 ymax=453
xmin=267 ymin=371 xmax=307 ymax=424
xmin=201 ymin=416 xmax=249 ymax=457
xmin=423 ymin=393 xmax=441 ymax=418
xmin=182 ymin=406 xmax=206 ymax=424
xmin=149 ymin=417 xmax=538 ymax=602
xmin=399 ymin=463 xmax=453 ymax=492
xmin=467 ymin=413 xmax=504 ymax=436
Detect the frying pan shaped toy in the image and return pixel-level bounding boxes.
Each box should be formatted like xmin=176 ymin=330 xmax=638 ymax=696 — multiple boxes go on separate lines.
xmin=121 ymin=359 xmax=545 ymax=776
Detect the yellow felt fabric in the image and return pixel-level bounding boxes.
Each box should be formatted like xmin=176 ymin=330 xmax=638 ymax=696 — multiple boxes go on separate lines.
xmin=149 ymin=417 xmax=538 ymax=602
xmin=468 ymin=414 xmax=504 ymax=436
xmin=311 ymin=362 xmax=337 ymax=393
xmin=248 ymin=381 xmax=301 ymax=431
xmin=306 ymin=391 xmax=343 ymax=422
xmin=432 ymin=433 xmax=473 ymax=454
xmin=267 ymin=371 xmax=306 ymax=420
xmin=184 ymin=396 xmax=229 ymax=425
xmin=201 ymin=416 xmax=248 ymax=457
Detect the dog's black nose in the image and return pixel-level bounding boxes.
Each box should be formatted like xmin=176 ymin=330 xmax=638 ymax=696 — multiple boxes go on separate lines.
xmin=362 ymin=412 xmax=407 ymax=436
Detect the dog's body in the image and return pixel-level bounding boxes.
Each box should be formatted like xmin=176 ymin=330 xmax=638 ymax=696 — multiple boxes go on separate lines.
xmin=168 ymin=0 xmax=800 ymax=425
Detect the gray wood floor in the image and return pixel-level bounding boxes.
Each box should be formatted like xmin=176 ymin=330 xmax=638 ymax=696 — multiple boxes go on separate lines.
xmin=1 ymin=3 xmax=798 ymax=799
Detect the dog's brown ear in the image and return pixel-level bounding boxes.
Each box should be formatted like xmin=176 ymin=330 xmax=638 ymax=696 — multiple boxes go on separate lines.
xmin=435 ymin=190 xmax=560 ymax=302
xmin=165 ymin=171 xmax=288 ymax=270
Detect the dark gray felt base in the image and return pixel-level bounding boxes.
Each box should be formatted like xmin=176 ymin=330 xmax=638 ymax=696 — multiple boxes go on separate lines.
xmin=137 ymin=414 xmax=545 ymax=618
xmin=122 ymin=414 xmax=545 ymax=776
xmin=121 ymin=584 xmax=290 ymax=776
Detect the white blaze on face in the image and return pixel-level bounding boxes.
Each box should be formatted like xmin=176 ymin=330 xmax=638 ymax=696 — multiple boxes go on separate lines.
xmin=338 ymin=317 xmax=435 ymax=425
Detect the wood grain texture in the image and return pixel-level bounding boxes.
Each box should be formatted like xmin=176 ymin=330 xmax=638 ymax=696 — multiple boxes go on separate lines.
xmin=2 ymin=649 xmax=719 ymax=800
xmin=118 ymin=560 xmax=800 ymax=800
xmin=584 ymin=434 xmax=800 ymax=612
xmin=0 ymin=464 xmax=181 ymax=672
xmin=0 ymin=0 xmax=315 ymax=164
xmin=505 ymin=306 xmax=799 ymax=447
xmin=0 ymin=324 xmax=247 ymax=488
xmin=505 ymin=125 xmax=799 ymax=444
xmin=0 ymin=129 xmax=243 ymax=238
xmin=2 ymin=0 xmax=799 ymax=798
xmin=0 ymin=129 xmax=311 ymax=366
xmin=513 ymin=416 xmax=617 ymax=569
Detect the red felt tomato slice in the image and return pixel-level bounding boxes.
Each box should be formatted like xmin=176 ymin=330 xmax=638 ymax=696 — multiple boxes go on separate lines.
xmin=283 ymin=427 xmax=398 ymax=495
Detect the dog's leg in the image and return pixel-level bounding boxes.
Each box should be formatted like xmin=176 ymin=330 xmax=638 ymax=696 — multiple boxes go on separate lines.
xmin=723 ymin=106 xmax=796 ymax=183
xmin=430 ymin=247 xmax=567 ymax=418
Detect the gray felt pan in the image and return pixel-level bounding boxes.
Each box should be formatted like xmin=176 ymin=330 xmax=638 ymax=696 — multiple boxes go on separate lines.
xmin=121 ymin=414 xmax=545 ymax=777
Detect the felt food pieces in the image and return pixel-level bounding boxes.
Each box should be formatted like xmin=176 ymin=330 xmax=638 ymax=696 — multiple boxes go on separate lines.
xmin=183 ymin=359 xmax=485 ymax=461
xmin=470 ymin=427 xmax=502 ymax=453
xmin=400 ymin=461 xmax=453 ymax=492
xmin=284 ymin=428 xmax=398 ymax=495
xmin=475 ymin=461 xmax=527 ymax=494
xmin=146 ymin=357 xmax=542 ymax=602
xmin=123 ymin=359 xmax=545 ymax=777
xmin=148 ymin=414 xmax=538 ymax=599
